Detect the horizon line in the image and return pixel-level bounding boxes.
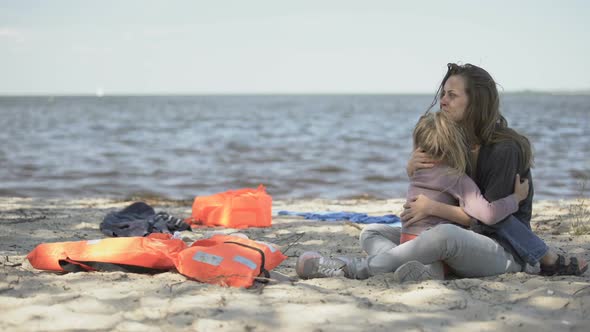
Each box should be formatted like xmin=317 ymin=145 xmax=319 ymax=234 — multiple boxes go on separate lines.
xmin=1 ymin=89 xmax=590 ymax=97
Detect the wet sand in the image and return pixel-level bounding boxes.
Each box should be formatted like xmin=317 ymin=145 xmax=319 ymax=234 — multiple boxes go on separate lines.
xmin=1 ymin=197 xmax=589 ymax=331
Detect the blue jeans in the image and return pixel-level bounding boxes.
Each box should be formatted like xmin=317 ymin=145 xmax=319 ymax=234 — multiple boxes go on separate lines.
xmin=486 ymin=215 xmax=548 ymax=265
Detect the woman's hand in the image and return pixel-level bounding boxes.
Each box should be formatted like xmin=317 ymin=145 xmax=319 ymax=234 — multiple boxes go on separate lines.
xmin=514 ymin=174 xmax=530 ymax=202
xmin=406 ymin=148 xmax=437 ymax=177
xmin=401 ymin=194 xmax=434 ymax=226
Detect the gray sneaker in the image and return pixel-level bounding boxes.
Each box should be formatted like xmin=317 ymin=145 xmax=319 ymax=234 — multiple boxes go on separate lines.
xmin=392 ymin=261 xmax=444 ymax=283
xmin=296 ymin=251 xmax=347 ymax=279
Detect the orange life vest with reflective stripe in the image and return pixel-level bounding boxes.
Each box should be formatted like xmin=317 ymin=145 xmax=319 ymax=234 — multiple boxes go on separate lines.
xmin=27 ymin=233 xmax=187 ymax=272
xmin=189 ymin=185 xmax=272 ymax=228
xmin=175 ymin=234 xmax=286 ymax=288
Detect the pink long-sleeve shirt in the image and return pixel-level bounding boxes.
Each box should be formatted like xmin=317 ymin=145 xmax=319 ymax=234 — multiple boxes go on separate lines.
xmin=403 ymin=164 xmax=519 ymax=236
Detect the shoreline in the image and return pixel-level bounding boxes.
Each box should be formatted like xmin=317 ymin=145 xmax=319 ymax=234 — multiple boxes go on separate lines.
xmin=1 ymin=197 xmax=589 ymax=331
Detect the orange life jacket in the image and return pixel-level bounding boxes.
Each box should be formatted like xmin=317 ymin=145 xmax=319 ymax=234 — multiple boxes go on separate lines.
xmin=189 ymin=185 xmax=272 ymax=229
xmin=175 ymin=234 xmax=286 ymax=288
xmin=27 ymin=233 xmax=187 ymax=272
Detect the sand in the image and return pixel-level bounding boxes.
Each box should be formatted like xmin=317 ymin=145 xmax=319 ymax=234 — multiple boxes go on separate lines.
xmin=1 ymin=197 xmax=589 ymax=332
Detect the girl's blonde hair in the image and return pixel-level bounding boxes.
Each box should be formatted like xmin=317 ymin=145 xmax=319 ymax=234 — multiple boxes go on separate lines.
xmin=413 ymin=112 xmax=470 ymax=174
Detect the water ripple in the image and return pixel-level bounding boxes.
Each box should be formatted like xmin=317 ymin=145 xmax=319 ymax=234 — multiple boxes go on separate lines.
xmin=0 ymin=94 xmax=588 ymax=200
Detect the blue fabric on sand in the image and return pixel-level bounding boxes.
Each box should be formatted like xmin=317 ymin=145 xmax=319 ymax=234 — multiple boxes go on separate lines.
xmin=278 ymin=211 xmax=401 ymax=226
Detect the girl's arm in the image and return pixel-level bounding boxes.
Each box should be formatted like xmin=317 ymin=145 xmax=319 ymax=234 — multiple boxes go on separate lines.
xmin=401 ymin=196 xmax=472 ymax=227
xmin=402 ymin=175 xmax=529 ymax=226
xmin=459 ymin=174 xmax=529 ymax=225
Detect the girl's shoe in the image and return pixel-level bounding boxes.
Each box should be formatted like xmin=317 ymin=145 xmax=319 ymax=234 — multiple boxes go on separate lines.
xmin=392 ymin=261 xmax=444 ymax=283
xmin=296 ymin=251 xmax=347 ymax=279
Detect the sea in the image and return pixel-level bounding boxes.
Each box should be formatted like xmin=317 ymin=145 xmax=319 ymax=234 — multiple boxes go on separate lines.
xmin=0 ymin=94 xmax=588 ymax=200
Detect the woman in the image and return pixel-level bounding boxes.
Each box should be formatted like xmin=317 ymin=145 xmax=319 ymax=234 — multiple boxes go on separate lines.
xmin=297 ymin=63 xmax=587 ymax=281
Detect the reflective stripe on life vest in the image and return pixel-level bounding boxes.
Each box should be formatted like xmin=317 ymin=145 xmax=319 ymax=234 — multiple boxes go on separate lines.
xmin=175 ymin=234 xmax=286 ymax=288
xmin=190 ymin=234 xmax=285 ymax=270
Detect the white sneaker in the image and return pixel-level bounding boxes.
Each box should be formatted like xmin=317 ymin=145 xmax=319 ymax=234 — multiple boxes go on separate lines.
xmin=296 ymin=251 xmax=347 ymax=279
xmin=393 ymin=261 xmax=444 ymax=283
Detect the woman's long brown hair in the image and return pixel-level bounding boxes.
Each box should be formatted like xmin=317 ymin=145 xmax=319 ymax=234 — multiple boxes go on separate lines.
xmin=427 ymin=63 xmax=534 ymax=169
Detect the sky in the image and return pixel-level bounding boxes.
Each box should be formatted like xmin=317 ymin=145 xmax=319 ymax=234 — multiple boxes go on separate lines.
xmin=0 ymin=0 xmax=589 ymax=95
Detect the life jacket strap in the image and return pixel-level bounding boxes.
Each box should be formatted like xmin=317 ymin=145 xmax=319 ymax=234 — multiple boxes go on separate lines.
xmin=223 ymin=241 xmax=271 ymax=281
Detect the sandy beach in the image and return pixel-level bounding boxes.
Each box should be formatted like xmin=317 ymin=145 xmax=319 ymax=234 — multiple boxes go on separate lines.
xmin=1 ymin=197 xmax=589 ymax=331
